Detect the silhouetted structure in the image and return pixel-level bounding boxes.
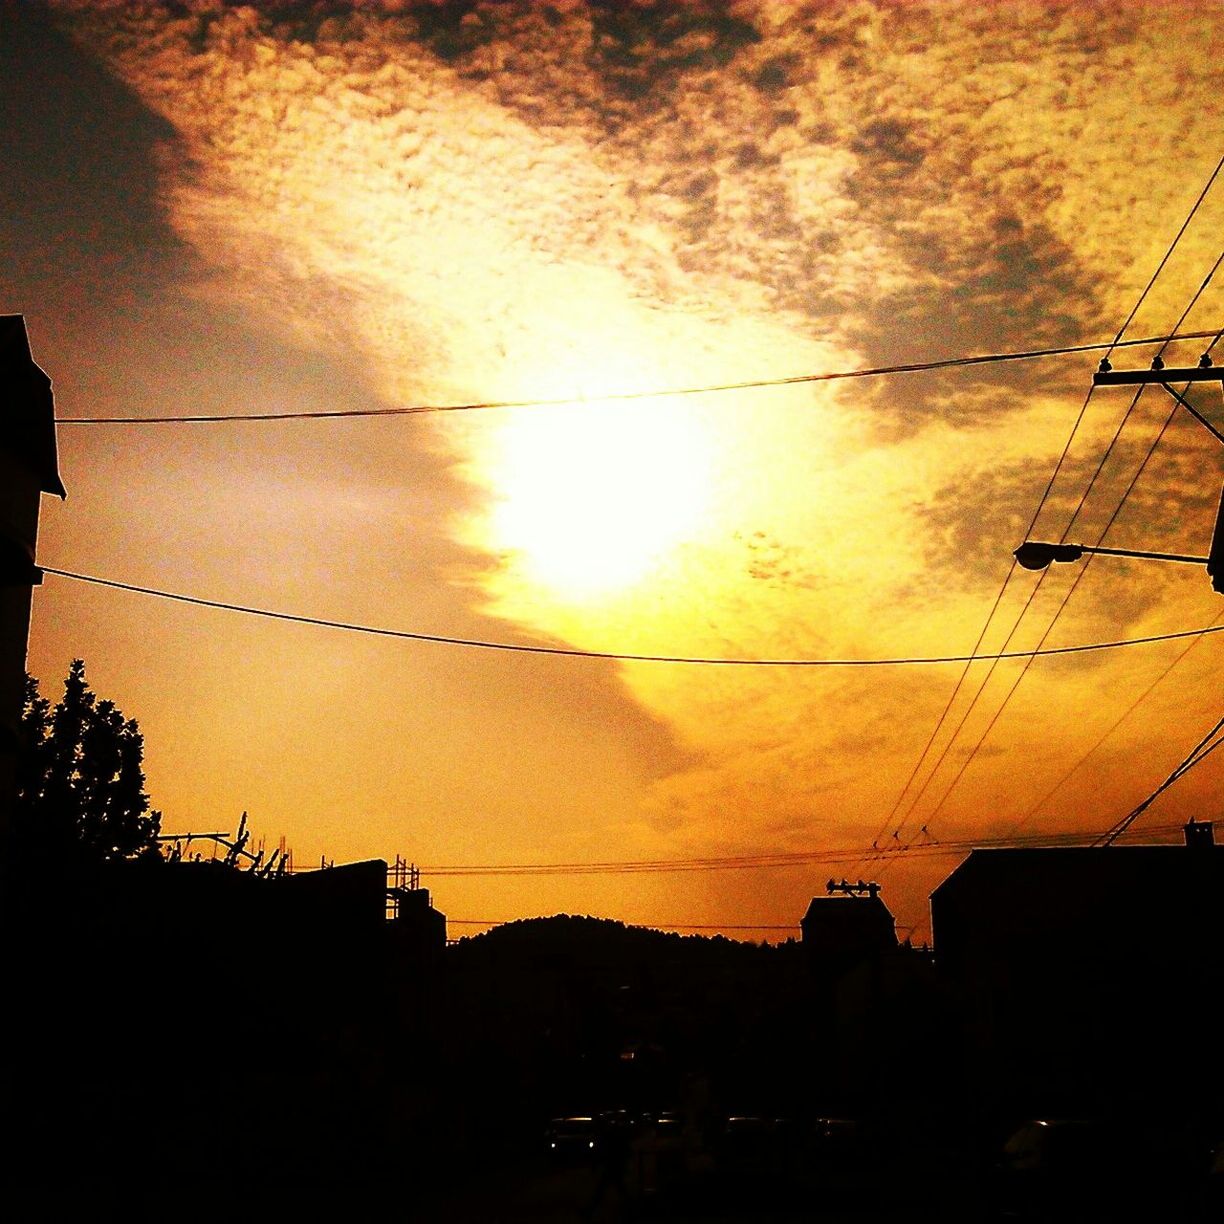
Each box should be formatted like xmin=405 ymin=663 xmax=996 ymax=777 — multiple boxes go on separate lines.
xmin=801 ymin=880 xmax=897 ymax=975
xmin=931 ymin=820 xmax=1224 ymax=1119
xmin=0 ymin=315 xmax=64 ymax=831
xmin=9 ymin=852 xmax=447 ymax=1217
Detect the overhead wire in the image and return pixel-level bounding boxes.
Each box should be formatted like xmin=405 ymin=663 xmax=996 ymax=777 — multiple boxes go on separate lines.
xmin=867 ymin=335 xmax=1128 ymax=853
xmin=446 ymin=920 xmax=799 ymax=931
xmin=868 ymin=236 xmax=1224 ymax=858
xmin=1103 ymin=150 xmax=1224 ymax=362
xmin=880 ymin=568 xmax=1052 ymax=851
xmin=1002 ymin=608 xmax=1224 ymax=838
xmin=39 ymin=164 xmax=1224 ymax=899
xmin=38 ymin=565 xmax=1224 ymax=666
xmin=417 ymin=821 xmax=1187 ymax=877
xmin=1095 ymin=711 xmax=1224 ymax=846
xmin=50 ymin=328 xmax=1223 ymax=425
xmin=864 ymin=577 xmax=1012 ymax=853
xmin=916 ymin=383 xmax=1189 ymax=834
xmin=895 ymin=239 xmax=1224 ymax=843
xmin=874 ymin=383 xmax=1136 ymax=855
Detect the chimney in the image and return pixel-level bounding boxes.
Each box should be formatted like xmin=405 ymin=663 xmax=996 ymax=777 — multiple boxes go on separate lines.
xmin=1184 ymin=820 xmax=1215 ymax=850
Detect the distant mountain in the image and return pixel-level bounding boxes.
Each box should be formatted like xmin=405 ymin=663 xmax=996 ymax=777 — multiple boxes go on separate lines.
xmin=447 ymin=913 xmax=798 ymax=973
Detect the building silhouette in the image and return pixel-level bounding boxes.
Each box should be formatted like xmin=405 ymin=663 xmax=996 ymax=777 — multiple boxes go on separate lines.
xmin=801 ymin=881 xmax=897 ymax=975
xmin=10 ymin=852 xmax=447 ymax=1217
xmin=930 ymin=820 xmax=1224 ymax=1118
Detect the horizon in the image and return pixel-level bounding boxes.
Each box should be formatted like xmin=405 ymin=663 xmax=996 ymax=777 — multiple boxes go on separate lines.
xmin=4 ymin=1 xmax=1223 ymax=944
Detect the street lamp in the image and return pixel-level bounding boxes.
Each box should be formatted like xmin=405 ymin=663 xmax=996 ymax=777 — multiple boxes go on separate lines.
xmin=1014 ymin=356 xmax=1224 ymax=593
xmin=1014 ymin=540 xmax=1213 ymax=572
xmin=1014 ymin=488 xmax=1223 ymax=592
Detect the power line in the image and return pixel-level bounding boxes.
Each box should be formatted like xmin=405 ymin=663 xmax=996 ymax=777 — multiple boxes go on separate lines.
xmin=922 ymin=336 xmax=1222 ymax=832
xmin=892 ymin=239 xmax=1224 ymax=845
xmin=870 ymin=311 xmax=1166 ymax=857
xmin=866 ymin=561 xmax=1022 ymax=854
xmin=51 ymin=328 xmax=1222 ymax=424
xmin=1106 ymin=151 xmax=1224 ymax=358
xmin=915 ymin=389 xmax=1182 ymax=834
xmin=870 ymin=364 xmax=1104 ymax=855
xmin=419 ymin=822 xmax=1187 ymax=876
xmin=920 ymin=411 xmax=1166 ymax=825
xmin=890 ymin=150 xmax=1224 ymax=842
xmin=881 ymin=570 xmax=1051 ymax=850
xmin=41 ymin=565 xmax=1224 ymax=666
xmin=890 ymin=378 xmax=1153 ymax=842
xmin=1154 ymin=246 xmax=1224 ymax=361
xmin=1096 ymin=711 xmax=1224 ymax=846
xmin=446 ymin=919 xmax=799 ymax=931
xmin=1003 ymin=610 xmax=1224 ymax=838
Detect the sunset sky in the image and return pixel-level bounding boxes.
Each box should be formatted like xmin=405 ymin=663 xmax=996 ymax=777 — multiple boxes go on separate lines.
xmin=4 ymin=0 xmax=1223 ymax=940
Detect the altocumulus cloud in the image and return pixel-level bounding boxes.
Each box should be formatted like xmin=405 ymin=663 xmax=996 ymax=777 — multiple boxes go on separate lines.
xmin=41 ymin=1 xmax=1224 ymax=919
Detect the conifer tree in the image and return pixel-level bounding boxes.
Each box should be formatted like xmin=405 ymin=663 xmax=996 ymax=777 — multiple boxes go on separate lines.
xmin=15 ymin=660 xmax=161 ymax=862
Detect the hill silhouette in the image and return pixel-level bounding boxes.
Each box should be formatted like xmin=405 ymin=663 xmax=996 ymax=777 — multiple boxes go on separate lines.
xmin=449 ymin=913 xmax=796 ymax=970
xmin=433 ymin=914 xmax=816 ymax=1150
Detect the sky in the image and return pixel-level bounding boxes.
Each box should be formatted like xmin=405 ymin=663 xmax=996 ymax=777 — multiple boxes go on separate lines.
xmin=3 ymin=0 xmax=1223 ymax=941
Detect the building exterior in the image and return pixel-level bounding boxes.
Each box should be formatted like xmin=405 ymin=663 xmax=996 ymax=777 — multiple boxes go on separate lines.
xmin=0 ymin=315 xmax=64 ymax=831
xmin=801 ymin=887 xmax=897 ymax=975
xmin=930 ymin=822 xmax=1224 ymax=1116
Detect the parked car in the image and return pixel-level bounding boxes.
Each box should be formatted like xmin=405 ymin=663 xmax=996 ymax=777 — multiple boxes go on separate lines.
xmin=545 ymin=1115 xmax=599 ymax=1163
xmin=1188 ymin=1134 xmax=1224 ymax=1221
xmin=989 ymin=1117 xmax=1191 ymax=1220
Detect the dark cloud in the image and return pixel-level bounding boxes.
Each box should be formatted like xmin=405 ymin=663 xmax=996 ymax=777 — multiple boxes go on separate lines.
xmin=912 ymin=403 xmax=1222 ymax=628
xmin=0 ymin=2 xmax=191 ymax=312
xmin=585 ymin=1 xmax=760 ymax=105
xmin=848 ymin=117 xmax=927 ymax=173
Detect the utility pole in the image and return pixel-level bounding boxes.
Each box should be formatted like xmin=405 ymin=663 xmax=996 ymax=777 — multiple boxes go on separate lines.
xmin=1016 ymin=354 xmax=1224 ymax=590
xmin=0 ymin=316 xmax=66 ymax=854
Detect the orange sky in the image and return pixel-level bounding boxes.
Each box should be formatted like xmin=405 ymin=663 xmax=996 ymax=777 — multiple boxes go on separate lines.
xmin=4 ymin=1 xmax=1223 ymax=940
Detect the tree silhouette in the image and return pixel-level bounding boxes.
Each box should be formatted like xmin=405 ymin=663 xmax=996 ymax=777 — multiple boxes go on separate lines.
xmin=15 ymin=660 xmax=161 ymax=863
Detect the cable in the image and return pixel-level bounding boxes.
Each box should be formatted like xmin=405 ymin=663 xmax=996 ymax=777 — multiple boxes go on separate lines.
xmin=898 ymin=241 xmax=1224 ymax=842
xmin=869 ymin=307 xmax=1174 ymax=855
xmin=1154 ymin=248 xmax=1224 ymax=361
xmin=39 ymin=565 xmax=1224 ymax=667
xmin=924 ymin=337 xmax=1220 ymax=827
xmin=446 ymin=920 xmax=799 ymax=931
xmin=882 ymin=568 xmax=1052 ymax=849
xmin=1003 ymin=610 xmax=1224 ymax=837
xmin=866 ymin=563 xmax=1021 ymax=853
xmin=51 ymin=328 xmax=1223 ymax=424
xmin=881 ymin=389 xmax=1128 ymax=849
xmin=870 ymin=368 xmax=1100 ymax=854
xmin=888 ymin=378 xmax=1148 ymax=840
xmin=917 ymin=392 xmax=1183 ymax=832
xmin=418 ymin=822 xmax=1187 ymax=877
xmin=1105 ymin=151 xmax=1224 ymax=358
xmin=1095 ymin=711 xmax=1224 ymax=846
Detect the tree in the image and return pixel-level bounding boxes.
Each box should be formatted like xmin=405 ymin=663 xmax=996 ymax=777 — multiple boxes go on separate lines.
xmin=15 ymin=660 xmax=161 ymax=863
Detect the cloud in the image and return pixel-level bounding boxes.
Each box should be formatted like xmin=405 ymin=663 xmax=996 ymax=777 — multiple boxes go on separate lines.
xmin=36 ymin=0 xmax=1224 ymax=926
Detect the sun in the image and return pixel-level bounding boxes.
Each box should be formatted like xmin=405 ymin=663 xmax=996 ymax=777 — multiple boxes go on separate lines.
xmin=481 ymin=396 xmax=713 ymax=601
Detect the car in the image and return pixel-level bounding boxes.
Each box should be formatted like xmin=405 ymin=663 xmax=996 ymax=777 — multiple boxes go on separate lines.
xmin=545 ymin=1115 xmax=599 ymax=1163
xmin=716 ymin=1115 xmax=778 ymax=1175
xmin=1188 ymin=1134 xmax=1224 ymax=1221
xmin=989 ymin=1117 xmax=1190 ymax=1220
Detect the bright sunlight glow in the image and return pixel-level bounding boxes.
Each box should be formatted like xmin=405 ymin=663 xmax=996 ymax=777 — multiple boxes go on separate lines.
xmin=484 ymin=397 xmax=713 ymax=600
